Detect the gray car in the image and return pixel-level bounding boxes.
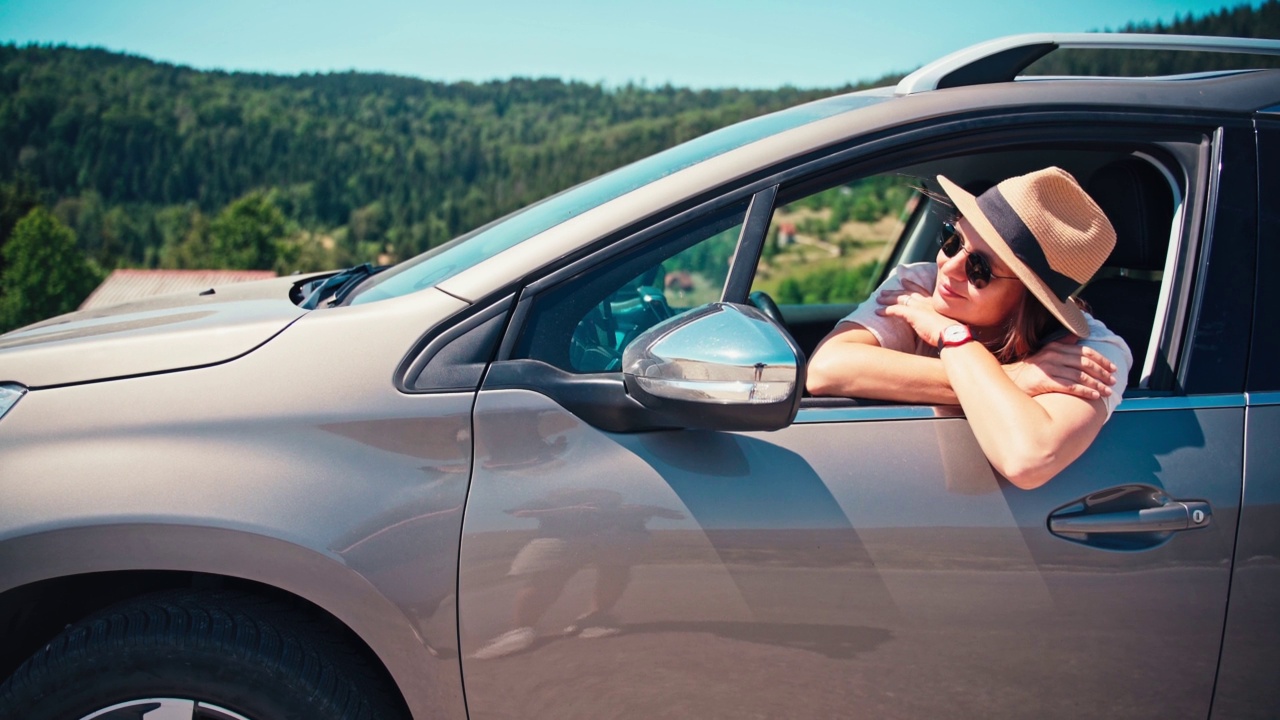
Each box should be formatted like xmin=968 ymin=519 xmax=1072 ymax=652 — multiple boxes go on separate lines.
xmin=2 ymin=33 xmax=1280 ymax=720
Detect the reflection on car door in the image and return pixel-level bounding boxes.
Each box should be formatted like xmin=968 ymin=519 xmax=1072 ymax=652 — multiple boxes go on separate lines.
xmin=456 ymin=389 xmax=1240 ymax=720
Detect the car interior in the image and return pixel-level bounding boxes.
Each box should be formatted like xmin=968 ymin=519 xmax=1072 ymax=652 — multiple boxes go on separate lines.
xmin=766 ymin=146 xmax=1185 ymax=402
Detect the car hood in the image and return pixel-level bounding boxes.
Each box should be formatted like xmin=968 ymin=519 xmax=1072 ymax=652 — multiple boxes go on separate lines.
xmin=0 ymin=276 xmax=309 ymax=388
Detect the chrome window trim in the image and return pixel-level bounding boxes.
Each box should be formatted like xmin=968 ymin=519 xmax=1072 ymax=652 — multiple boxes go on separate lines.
xmin=1178 ymin=128 xmax=1225 ymax=395
xmin=1131 ymin=150 xmax=1185 ymax=390
xmin=1248 ymin=391 xmax=1280 ymax=406
xmin=794 ymin=405 xmax=959 ymax=424
xmin=1114 ymin=394 xmax=1244 ymax=411
xmin=794 ymin=393 xmax=1244 ymax=424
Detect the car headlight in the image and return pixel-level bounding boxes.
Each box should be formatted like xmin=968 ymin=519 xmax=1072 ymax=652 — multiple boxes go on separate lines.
xmin=0 ymin=383 xmax=27 ymax=423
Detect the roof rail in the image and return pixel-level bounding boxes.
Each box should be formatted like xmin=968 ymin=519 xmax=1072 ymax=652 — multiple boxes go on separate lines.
xmin=895 ymin=33 xmax=1280 ymax=96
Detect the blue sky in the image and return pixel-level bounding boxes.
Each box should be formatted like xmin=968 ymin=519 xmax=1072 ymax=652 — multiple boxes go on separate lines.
xmin=0 ymin=0 xmax=1258 ymax=88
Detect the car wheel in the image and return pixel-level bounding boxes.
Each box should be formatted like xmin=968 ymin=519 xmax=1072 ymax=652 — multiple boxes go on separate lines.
xmin=0 ymin=589 xmax=405 ymax=720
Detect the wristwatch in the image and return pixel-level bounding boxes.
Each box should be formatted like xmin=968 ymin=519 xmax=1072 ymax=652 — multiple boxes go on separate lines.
xmin=937 ymin=324 xmax=973 ymax=350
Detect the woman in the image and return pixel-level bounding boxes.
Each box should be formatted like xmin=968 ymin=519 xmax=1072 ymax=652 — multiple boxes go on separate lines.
xmin=807 ymin=167 xmax=1132 ymax=490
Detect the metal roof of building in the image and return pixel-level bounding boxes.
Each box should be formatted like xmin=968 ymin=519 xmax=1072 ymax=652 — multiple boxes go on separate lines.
xmin=80 ymin=269 xmax=278 ymax=310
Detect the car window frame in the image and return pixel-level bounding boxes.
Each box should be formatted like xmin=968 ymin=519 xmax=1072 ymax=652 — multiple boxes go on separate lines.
xmin=725 ymin=120 xmax=1232 ymax=412
xmin=1175 ymin=121 xmax=1257 ymax=396
xmin=507 ymin=198 xmax=754 ymax=373
xmin=492 ymin=187 xmax=765 ymax=366
xmin=1247 ymin=115 xmax=1280 ymax=393
xmin=481 ymin=111 xmax=1246 ymax=422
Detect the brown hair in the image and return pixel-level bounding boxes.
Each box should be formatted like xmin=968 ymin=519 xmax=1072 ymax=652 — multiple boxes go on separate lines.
xmin=987 ymin=290 xmax=1090 ymax=363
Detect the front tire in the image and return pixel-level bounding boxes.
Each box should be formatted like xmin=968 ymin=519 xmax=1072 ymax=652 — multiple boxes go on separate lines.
xmin=0 ymin=590 xmax=404 ymax=720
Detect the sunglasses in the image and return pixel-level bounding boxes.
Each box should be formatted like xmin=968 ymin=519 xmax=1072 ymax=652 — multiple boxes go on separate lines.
xmin=939 ymin=220 xmax=1019 ymax=289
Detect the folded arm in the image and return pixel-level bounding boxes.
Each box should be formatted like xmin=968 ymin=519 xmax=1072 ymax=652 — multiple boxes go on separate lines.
xmin=940 ymin=339 xmax=1109 ymax=489
xmin=807 ymin=323 xmax=958 ymax=404
xmin=807 ymin=293 xmax=1119 ymax=488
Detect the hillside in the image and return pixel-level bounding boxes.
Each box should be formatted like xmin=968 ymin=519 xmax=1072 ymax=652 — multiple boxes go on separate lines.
xmin=0 ymin=47 xmax=865 ymax=274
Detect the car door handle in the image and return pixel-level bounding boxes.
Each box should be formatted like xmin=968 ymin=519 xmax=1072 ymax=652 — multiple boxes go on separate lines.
xmin=1049 ymin=500 xmax=1212 ymax=534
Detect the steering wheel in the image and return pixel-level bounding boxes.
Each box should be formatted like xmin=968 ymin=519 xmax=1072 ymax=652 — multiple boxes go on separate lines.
xmin=570 ymin=302 xmax=621 ymax=372
xmin=748 ymin=290 xmax=786 ymax=327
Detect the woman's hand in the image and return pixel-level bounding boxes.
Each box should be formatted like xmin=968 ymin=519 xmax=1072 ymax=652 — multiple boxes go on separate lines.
xmin=1003 ymin=337 xmax=1118 ymax=401
xmin=875 ymin=279 xmax=952 ymax=346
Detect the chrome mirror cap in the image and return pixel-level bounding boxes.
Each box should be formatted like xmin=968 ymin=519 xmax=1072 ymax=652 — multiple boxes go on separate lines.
xmin=621 ymin=303 xmax=802 ymax=431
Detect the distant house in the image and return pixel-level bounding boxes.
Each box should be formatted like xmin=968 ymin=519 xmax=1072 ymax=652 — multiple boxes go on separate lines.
xmin=79 ymin=269 xmax=278 ymax=310
xmin=777 ymin=222 xmax=796 ymax=247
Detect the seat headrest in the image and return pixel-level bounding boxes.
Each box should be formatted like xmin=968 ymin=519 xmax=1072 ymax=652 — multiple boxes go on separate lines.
xmin=1086 ymin=159 xmax=1174 ymax=271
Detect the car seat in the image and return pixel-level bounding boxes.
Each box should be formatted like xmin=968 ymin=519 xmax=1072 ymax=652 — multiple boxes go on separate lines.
xmin=1079 ymin=157 xmax=1175 ymax=389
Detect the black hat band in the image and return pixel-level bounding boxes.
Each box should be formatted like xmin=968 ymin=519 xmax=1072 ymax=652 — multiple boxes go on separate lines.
xmin=976 ymin=188 xmax=1080 ymax=301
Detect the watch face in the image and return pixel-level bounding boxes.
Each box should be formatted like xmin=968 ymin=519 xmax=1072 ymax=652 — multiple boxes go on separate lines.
xmin=942 ymin=325 xmax=971 ymax=345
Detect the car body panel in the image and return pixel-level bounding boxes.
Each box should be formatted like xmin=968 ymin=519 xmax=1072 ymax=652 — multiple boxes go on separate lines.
xmin=0 ymin=276 xmax=310 ymax=388
xmin=1212 ymin=397 xmax=1280 ymax=719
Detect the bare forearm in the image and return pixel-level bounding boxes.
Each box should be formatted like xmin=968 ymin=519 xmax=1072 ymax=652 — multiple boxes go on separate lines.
xmin=941 ymin=342 xmax=1102 ymax=488
xmin=808 ymin=342 xmax=959 ymax=405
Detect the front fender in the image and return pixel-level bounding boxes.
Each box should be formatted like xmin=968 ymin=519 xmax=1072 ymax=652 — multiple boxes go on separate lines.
xmin=0 ymin=522 xmax=464 ymax=720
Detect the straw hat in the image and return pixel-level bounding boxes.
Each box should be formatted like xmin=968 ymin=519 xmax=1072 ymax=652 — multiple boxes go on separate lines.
xmin=937 ymin=167 xmax=1115 ymax=338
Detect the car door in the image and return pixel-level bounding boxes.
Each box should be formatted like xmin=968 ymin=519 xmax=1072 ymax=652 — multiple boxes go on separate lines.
xmin=454 ymin=125 xmax=1250 ymax=720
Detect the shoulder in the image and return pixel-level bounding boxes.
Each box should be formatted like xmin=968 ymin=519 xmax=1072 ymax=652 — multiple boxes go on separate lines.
xmin=1080 ymin=314 xmax=1134 ymax=369
xmin=854 ymin=262 xmax=936 ymax=295
xmin=1080 ymin=313 xmax=1134 ymax=416
xmin=835 ymin=262 xmax=935 ymax=354
xmin=892 ymin=262 xmax=938 ymax=287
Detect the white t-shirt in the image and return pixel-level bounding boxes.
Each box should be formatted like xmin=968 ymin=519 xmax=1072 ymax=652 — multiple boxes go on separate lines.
xmin=838 ymin=262 xmax=1133 ymax=417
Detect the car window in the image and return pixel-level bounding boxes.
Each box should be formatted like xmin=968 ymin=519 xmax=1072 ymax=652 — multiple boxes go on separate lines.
xmin=514 ymin=200 xmax=749 ymax=372
xmin=756 ymin=146 xmax=1194 ymax=394
xmin=751 ymin=173 xmax=919 ymax=309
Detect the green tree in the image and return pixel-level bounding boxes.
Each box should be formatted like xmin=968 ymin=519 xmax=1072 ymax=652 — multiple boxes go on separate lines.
xmin=208 ymin=192 xmax=287 ymax=270
xmin=156 ymin=203 xmax=211 ymax=269
xmin=776 ymin=277 xmax=803 ymax=305
xmin=0 ymin=177 xmax=42 ymax=249
xmin=0 ymin=207 xmax=101 ymax=331
xmin=0 ymin=176 xmax=44 ymax=283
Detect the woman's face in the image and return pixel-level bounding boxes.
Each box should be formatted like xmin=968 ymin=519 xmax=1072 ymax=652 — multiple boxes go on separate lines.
xmin=931 ymin=217 xmax=1026 ymax=329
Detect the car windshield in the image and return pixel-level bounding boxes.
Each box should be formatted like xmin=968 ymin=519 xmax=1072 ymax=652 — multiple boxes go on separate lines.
xmin=347 ymin=93 xmax=886 ymax=306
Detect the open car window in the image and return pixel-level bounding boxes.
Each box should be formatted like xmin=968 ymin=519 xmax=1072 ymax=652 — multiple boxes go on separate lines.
xmin=751 ymin=174 xmax=917 ymax=311
xmin=761 ymin=145 xmax=1192 ymax=399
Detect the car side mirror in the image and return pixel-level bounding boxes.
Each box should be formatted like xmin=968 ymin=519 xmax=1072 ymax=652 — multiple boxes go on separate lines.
xmin=621 ymin=303 xmax=804 ymax=432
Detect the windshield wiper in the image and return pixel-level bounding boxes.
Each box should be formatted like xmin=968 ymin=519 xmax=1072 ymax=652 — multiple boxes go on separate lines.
xmin=299 ymin=263 xmax=387 ymax=310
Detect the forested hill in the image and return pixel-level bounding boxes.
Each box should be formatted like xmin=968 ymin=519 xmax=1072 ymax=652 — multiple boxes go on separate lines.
xmin=0 ymin=0 xmax=1278 ymax=332
xmin=0 ymin=46 xmax=862 ymax=272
